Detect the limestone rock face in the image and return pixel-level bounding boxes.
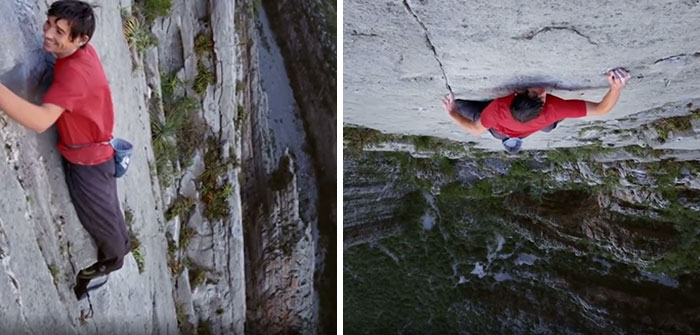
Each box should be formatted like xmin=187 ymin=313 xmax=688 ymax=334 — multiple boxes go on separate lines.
xmin=344 ymin=0 xmax=700 ymax=152
xmin=2 ymin=0 xmax=329 ymax=333
xmin=246 ymin=150 xmax=316 ymax=335
xmin=238 ymin=3 xmax=323 ymax=332
xmin=0 ymin=1 xmax=177 ymax=334
xmin=262 ymin=1 xmax=337 ymax=332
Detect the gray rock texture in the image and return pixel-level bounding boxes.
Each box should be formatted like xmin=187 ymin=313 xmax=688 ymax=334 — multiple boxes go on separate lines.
xmin=0 ymin=0 xmax=337 ymax=332
xmin=1 ymin=1 xmax=177 ymax=334
xmin=238 ymin=3 xmax=321 ymax=333
xmin=2 ymin=0 xmax=329 ymax=332
xmin=262 ymin=1 xmax=337 ymax=332
xmin=344 ymin=0 xmax=700 ymax=152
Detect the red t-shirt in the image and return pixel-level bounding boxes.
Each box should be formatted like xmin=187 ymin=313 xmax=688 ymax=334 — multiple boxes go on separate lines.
xmin=480 ymin=93 xmax=587 ymax=138
xmin=43 ymin=44 xmax=114 ymax=165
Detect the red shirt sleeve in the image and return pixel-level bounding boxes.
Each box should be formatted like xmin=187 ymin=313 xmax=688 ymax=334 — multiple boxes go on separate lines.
xmin=42 ymin=66 xmax=87 ymax=113
xmin=549 ymin=96 xmax=587 ymax=119
xmin=479 ymin=100 xmax=500 ymax=129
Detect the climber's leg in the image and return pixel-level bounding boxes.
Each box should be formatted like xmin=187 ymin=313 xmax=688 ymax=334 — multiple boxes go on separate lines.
xmin=63 ymin=158 xmax=130 ymax=293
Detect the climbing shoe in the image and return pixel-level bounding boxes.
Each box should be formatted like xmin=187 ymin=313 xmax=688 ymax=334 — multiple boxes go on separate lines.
xmin=74 ymin=274 xmax=109 ymax=300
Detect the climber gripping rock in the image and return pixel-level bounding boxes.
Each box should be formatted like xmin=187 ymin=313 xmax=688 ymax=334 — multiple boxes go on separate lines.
xmin=442 ymin=68 xmax=632 ymax=153
xmin=0 ymin=0 xmax=130 ymax=300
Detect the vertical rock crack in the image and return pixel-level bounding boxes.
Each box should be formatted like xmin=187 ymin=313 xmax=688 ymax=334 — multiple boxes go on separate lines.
xmin=402 ymin=0 xmax=452 ymax=92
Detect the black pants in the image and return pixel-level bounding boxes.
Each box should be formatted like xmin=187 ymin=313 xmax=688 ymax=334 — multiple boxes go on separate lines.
xmin=455 ymin=99 xmax=559 ymax=138
xmin=63 ymin=158 xmax=130 ymax=275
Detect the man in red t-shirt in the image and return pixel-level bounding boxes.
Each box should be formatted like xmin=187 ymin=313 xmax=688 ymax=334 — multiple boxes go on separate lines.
xmin=443 ymin=68 xmax=632 ymax=153
xmin=0 ymin=1 xmax=129 ymax=300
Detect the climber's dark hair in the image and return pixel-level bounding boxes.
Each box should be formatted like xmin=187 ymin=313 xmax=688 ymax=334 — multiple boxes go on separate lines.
xmin=510 ymin=91 xmax=544 ymax=123
xmin=47 ymin=0 xmax=96 ymax=48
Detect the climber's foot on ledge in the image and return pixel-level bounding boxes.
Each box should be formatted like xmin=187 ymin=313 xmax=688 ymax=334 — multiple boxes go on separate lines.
xmin=74 ymin=274 xmax=109 ymax=300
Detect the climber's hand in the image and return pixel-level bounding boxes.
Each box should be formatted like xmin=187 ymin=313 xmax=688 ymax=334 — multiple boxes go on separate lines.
xmin=607 ymin=68 xmax=631 ymax=90
xmin=442 ymin=92 xmax=457 ymax=115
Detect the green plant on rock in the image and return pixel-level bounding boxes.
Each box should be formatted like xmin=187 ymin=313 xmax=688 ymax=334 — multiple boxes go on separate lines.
xmin=132 ymin=246 xmax=146 ymax=273
xmin=236 ymin=80 xmax=245 ymax=93
xmin=646 ymin=115 xmax=694 ymax=143
xmin=166 ymin=238 xmax=180 ymax=275
xmin=622 ymin=145 xmax=662 ymax=158
xmin=151 ymin=96 xmax=199 ymax=185
xmin=122 ymin=11 xmax=157 ymax=55
xmin=126 ymin=220 xmax=146 ymax=273
xmin=160 ymin=72 xmax=180 ymax=101
xmin=48 ymin=265 xmax=61 ymax=285
xmin=194 ymin=32 xmax=215 ymax=56
xmin=165 ymin=197 xmax=196 ymax=222
xmin=179 ymin=226 xmax=196 ymax=251
xmin=199 ymin=139 xmax=236 ymax=220
xmin=343 ymin=127 xmax=385 ymax=153
xmin=546 ymin=144 xmax=614 ymax=165
xmin=237 ymin=104 xmax=247 ymax=126
xmin=202 ymin=182 xmax=234 ymax=220
xmin=141 ymin=0 xmax=172 ymax=24
xmin=176 ymin=116 xmax=207 ymax=169
xmin=152 ymin=97 xmax=196 ymax=141
xmin=175 ymin=303 xmax=187 ymax=330
xmin=169 ymin=254 xmax=191 ymax=276
xmin=194 ymin=60 xmax=216 ymax=94
xmin=124 ymin=207 xmax=135 ymax=226
xmin=188 ymin=266 xmax=209 ymax=288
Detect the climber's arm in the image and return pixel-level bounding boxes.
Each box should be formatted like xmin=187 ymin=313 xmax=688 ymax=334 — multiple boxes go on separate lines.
xmin=585 ymin=68 xmax=630 ymax=116
xmin=0 ymin=83 xmax=64 ymax=133
xmin=448 ymin=108 xmax=488 ymax=135
xmin=443 ymin=93 xmax=488 ymax=136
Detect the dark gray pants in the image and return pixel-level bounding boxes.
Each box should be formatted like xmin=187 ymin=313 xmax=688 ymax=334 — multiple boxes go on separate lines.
xmin=63 ymin=158 xmax=130 ymax=275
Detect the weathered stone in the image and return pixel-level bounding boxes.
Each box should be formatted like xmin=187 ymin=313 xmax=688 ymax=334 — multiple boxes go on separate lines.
xmin=344 ymin=0 xmax=700 ymax=152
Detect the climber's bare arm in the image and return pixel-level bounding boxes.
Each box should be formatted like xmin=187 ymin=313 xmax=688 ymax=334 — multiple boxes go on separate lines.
xmin=0 ymin=83 xmax=64 ymax=133
xmin=585 ymin=68 xmax=631 ymax=116
xmin=442 ymin=93 xmax=488 ymax=136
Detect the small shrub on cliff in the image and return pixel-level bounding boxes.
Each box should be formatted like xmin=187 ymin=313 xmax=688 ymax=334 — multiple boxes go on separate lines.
xmin=194 ymin=32 xmax=215 ymax=56
xmin=646 ymin=115 xmax=694 ymax=143
xmin=151 ymin=97 xmax=199 ymax=185
xmin=179 ymin=226 xmax=196 ymax=251
xmin=188 ymin=266 xmax=209 ymax=288
xmin=237 ymin=104 xmax=247 ymax=126
xmin=124 ymin=210 xmax=146 ymax=274
xmin=175 ymin=303 xmax=187 ymax=329
xmin=165 ymin=197 xmax=196 ymax=222
xmin=193 ymin=60 xmax=216 ymax=94
xmin=343 ymin=126 xmax=384 ymax=153
xmin=124 ymin=207 xmax=134 ymax=226
xmin=198 ymin=139 xmax=237 ymax=220
xmin=140 ymin=0 xmax=172 ymax=24
xmin=160 ymin=72 xmax=180 ymax=101
xmin=122 ymin=11 xmax=156 ymax=55
xmin=132 ymin=246 xmax=145 ymax=273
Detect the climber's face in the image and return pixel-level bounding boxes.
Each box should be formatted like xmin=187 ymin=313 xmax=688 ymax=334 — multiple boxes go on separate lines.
xmin=42 ymin=16 xmax=88 ymax=58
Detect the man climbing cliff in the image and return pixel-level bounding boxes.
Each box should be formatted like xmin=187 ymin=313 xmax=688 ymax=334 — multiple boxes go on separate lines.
xmin=0 ymin=0 xmax=129 ymax=299
xmin=443 ymin=68 xmax=632 ymax=153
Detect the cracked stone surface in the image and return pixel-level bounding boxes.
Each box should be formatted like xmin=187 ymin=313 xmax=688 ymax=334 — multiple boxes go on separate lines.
xmin=1 ymin=1 xmax=177 ymax=334
xmin=344 ymin=0 xmax=700 ymax=152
